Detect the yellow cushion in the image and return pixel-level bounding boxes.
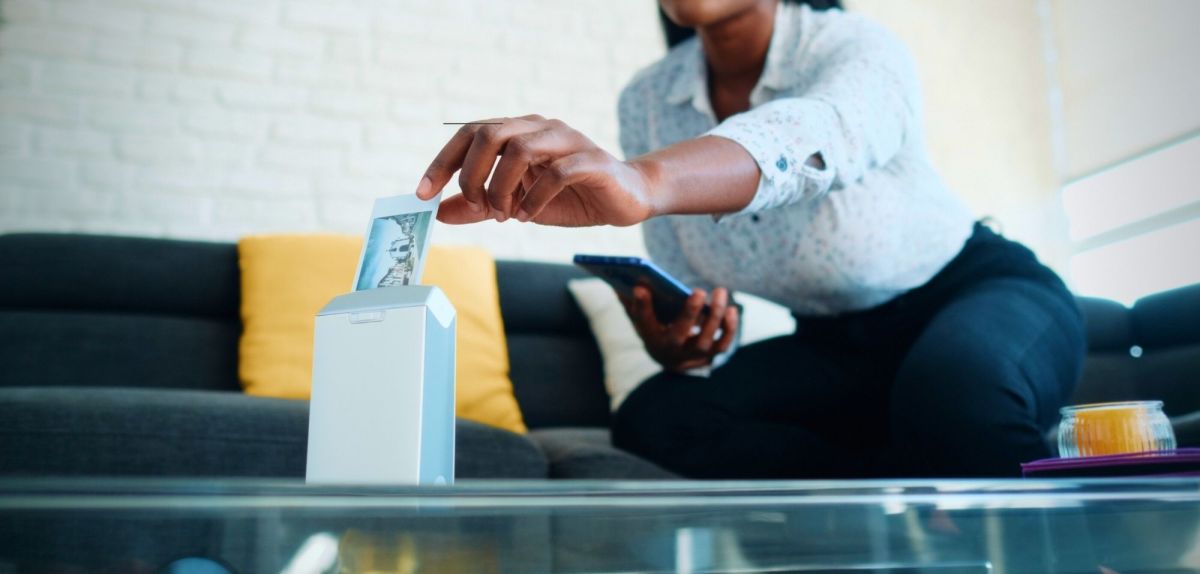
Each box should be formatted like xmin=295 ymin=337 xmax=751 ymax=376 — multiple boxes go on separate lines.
xmin=421 ymin=246 xmax=526 ymax=434
xmin=237 ymin=234 xmax=526 ymax=434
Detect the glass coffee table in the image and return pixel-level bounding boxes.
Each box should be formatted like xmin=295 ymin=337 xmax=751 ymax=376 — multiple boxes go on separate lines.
xmin=1 ymin=478 xmax=1197 ymax=573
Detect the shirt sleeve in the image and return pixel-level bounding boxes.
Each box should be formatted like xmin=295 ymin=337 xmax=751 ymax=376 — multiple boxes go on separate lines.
xmin=707 ymin=19 xmax=921 ymax=214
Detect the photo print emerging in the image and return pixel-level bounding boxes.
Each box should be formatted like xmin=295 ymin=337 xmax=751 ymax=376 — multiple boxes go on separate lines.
xmin=353 ymin=193 xmax=440 ymax=291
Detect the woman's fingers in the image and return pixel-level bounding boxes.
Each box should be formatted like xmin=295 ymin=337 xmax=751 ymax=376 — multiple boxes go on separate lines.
xmin=516 ymin=147 xmax=609 ymax=224
xmin=436 ymin=194 xmax=493 ymax=225
xmin=459 ymin=120 xmax=547 ymax=216
xmin=693 ymin=287 xmax=728 ymax=352
xmin=623 ymin=285 xmax=646 ymax=314
xmin=420 ymin=115 xmax=649 ymax=228
xmin=488 ymin=127 xmax=578 ymax=220
xmin=486 ymin=132 xmax=533 ymax=220
xmin=712 ymin=304 xmax=739 ymax=355
xmin=630 ymin=286 xmax=662 ymax=333
xmin=515 ymin=151 xmax=586 ymax=222
xmin=418 ymin=118 xmax=504 ymax=201
xmin=630 ymin=286 xmax=736 ymax=372
xmin=668 ymin=289 xmax=707 ymax=343
xmin=617 ymin=288 xmax=638 ymax=321
xmin=422 ymin=115 xmax=584 ymax=220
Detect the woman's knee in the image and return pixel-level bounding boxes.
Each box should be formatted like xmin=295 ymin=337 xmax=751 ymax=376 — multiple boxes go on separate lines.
xmin=611 ymin=372 xmax=708 ymax=458
xmin=889 ymin=347 xmax=1052 ymax=476
xmin=894 ymin=281 xmax=1083 ymax=429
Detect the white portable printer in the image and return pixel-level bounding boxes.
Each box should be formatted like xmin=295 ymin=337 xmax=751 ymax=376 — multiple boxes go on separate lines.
xmin=306 ymin=285 xmax=456 ymax=485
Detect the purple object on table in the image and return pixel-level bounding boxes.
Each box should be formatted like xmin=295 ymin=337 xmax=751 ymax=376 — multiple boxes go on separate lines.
xmin=1022 ymin=448 xmax=1200 ymax=478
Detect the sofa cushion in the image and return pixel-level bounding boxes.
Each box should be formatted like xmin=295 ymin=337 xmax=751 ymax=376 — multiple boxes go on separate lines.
xmin=0 ymin=388 xmax=547 ymax=479
xmin=0 ymin=311 xmax=241 ymax=391
xmin=0 ymin=233 xmax=240 ymax=319
xmin=0 ymin=387 xmax=305 ymax=477
xmin=529 ymin=427 xmax=676 ymax=479
xmin=423 ymin=247 xmax=527 ymax=434
xmin=495 ymin=261 xmax=594 ymax=337
xmin=496 ymin=261 xmax=611 ymax=429
xmin=1071 ymin=352 xmax=1141 ymax=406
xmin=1135 ymin=346 xmax=1200 ymax=416
xmin=1073 ymin=288 xmax=1200 ymax=416
xmin=0 ymin=233 xmax=241 ymax=392
xmin=1077 ymin=296 xmax=1133 ymax=353
xmin=236 ymin=234 xmax=362 ymax=399
xmin=1133 ymin=283 xmax=1200 ymax=351
xmin=507 ymin=335 xmax=610 ymax=429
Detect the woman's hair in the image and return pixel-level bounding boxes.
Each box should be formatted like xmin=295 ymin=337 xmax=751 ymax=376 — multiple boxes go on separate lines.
xmin=660 ymin=0 xmax=842 ymax=48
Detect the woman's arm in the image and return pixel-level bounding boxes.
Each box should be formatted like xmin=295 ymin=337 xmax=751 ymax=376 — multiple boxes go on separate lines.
xmin=414 ymin=117 xmax=761 ymax=226
xmin=631 ymin=135 xmax=761 ymax=217
xmin=417 ymin=23 xmax=914 ymax=226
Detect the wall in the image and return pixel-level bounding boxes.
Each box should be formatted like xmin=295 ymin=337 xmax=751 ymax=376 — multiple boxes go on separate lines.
xmin=1 ymin=0 xmax=1070 ymax=266
xmin=1048 ymin=0 xmax=1200 ymax=301
xmin=0 ymin=0 xmax=664 ymax=261
xmin=848 ymin=0 xmax=1067 ymax=268
xmin=1050 ymin=0 xmax=1200 ymax=180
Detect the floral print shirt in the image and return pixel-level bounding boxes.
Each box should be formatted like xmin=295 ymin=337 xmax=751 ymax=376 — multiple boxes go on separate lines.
xmin=619 ymin=2 xmax=976 ymax=316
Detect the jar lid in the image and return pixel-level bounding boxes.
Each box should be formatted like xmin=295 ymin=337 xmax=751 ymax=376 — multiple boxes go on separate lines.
xmin=1060 ymin=400 xmax=1163 ymax=416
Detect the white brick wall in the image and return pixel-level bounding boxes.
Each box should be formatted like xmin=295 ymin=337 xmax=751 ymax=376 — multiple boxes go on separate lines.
xmin=0 ymin=0 xmax=664 ymax=259
xmin=1 ymin=0 xmax=1074 ymax=270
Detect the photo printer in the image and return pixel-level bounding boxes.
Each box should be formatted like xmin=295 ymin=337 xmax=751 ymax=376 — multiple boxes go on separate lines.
xmin=306 ymin=285 xmax=456 ymax=485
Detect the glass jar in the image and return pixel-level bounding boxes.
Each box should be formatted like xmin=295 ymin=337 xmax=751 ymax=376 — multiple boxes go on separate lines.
xmin=1058 ymin=401 xmax=1176 ymax=458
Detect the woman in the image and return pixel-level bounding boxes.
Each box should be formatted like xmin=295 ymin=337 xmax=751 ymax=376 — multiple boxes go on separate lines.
xmin=415 ymin=0 xmax=1085 ymax=477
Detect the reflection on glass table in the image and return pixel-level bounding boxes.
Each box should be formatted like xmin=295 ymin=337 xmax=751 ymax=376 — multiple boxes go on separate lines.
xmin=0 ymin=478 xmax=1198 ymax=573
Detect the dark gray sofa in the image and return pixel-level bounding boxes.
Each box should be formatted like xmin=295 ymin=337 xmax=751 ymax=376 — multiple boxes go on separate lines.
xmin=1 ymin=232 xmax=1198 ymax=480
xmin=0 ymin=232 xmax=671 ymax=480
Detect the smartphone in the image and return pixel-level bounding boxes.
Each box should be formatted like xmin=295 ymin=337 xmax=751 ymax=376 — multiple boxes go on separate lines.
xmin=573 ymin=254 xmax=708 ymax=324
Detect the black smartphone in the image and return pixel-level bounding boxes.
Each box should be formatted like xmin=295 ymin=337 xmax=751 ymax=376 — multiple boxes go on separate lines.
xmin=573 ymin=254 xmax=708 ymax=324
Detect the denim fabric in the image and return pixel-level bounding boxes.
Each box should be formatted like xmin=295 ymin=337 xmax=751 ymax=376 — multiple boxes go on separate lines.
xmin=612 ymin=223 xmax=1086 ymax=478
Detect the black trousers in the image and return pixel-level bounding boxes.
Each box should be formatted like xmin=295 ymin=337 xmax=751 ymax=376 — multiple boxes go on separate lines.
xmin=612 ymin=223 xmax=1086 ymax=478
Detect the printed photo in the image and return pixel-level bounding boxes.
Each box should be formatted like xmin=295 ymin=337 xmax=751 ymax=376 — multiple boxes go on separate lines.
xmin=352 ymin=193 xmax=440 ymax=291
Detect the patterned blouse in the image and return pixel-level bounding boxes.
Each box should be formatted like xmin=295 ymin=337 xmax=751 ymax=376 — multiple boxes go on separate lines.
xmin=619 ymin=2 xmax=976 ymax=316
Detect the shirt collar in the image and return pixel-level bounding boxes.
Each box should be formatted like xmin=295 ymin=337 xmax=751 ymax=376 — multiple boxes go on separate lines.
xmin=664 ymin=39 xmax=705 ymax=106
xmin=664 ymin=1 xmax=802 ymax=109
xmin=757 ymin=0 xmax=800 ymax=92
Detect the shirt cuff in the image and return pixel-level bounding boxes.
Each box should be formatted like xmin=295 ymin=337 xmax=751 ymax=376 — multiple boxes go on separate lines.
xmin=706 ymin=100 xmax=837 ymax=216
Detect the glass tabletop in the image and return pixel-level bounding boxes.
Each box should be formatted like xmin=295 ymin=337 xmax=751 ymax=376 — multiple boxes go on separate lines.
xmin=1 ymin=477 xmax=1198 ymax=573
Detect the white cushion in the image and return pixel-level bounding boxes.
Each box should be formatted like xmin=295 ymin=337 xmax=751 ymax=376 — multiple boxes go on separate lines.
xmin=567 ymin=278 xmax=796 ymax=411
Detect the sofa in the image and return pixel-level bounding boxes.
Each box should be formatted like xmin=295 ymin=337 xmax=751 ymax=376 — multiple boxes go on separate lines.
xmin=1 ymin=232 xmax=1198 ymax=480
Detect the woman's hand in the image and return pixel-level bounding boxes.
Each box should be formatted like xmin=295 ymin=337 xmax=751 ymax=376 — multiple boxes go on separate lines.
xmin=415 ymin=115 xmax=658 ymax=227
xmin=622 ymin=285 xmax=739 ymax=373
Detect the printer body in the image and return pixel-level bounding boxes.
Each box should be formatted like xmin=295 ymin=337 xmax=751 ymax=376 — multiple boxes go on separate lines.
xmin=306 ymin=285 xmax=456 ymax=485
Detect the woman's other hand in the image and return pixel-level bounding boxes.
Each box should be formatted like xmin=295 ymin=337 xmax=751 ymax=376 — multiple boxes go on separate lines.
xmin=415 ymin=115 xmax=658 ymax=227
xmin=622 ymin=285 xmax=739 ymax=373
